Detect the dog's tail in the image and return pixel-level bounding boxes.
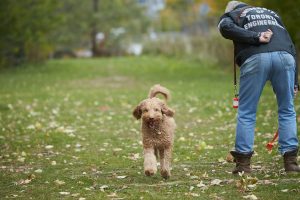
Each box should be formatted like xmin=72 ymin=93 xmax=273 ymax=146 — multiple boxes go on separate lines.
xmin=148 ymin=84 xmax=170 ymax=101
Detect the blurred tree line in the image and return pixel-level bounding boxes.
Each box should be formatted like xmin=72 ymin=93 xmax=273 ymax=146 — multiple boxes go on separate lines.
xmin=0 ymin=0 xmax=299 ymax=68
xmin=0 ymin=0 xmax=60 ymax=67
xmin=0 ymin=0 xmax=148 ymax=67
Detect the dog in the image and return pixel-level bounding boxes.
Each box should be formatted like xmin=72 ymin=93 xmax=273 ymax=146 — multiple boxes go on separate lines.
xmin=133 ymin=84 xmax=176 ymax=179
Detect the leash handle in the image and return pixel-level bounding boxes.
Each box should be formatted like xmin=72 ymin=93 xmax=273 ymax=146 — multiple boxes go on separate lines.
xmin=232 ymin=53 xmax=239 ymax=109
xmin=266 ymin=130 xmax=279 ymax=151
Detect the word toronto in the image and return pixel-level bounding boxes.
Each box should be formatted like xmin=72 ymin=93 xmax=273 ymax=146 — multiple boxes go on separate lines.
xmin=241 ymin=7 xmax=285 ymax=30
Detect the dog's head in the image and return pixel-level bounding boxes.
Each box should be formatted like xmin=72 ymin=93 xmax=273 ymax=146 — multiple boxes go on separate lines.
xmin=133 ymin=97 xmax=174 ymax=128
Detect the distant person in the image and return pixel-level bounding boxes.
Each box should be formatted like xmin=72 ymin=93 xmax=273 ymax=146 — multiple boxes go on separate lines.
xmin=218 ymin=1 xmax=300 ymax=174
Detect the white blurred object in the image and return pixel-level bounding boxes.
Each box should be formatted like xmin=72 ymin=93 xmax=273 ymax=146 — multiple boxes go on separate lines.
xmin=75 ymin=49 xmax=92 ymax=58
xmin=127 ymin=43 xmax=143 ymax=56
xmin=149 ymin=30 xmax=158 ymax=41
xmin=96 ymin=32 xmax=105 ymax=42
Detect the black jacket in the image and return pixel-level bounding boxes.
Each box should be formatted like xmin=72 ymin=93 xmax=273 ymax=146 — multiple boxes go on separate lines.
xmin=218 ymin=4 xmax=299 ymax=88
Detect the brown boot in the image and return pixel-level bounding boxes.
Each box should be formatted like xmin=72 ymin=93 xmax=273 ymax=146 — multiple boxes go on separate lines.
xmin=283 ymin=148 xmax=300 ymax=173
xmin=230 ymin=151 xmax=253 ymax=174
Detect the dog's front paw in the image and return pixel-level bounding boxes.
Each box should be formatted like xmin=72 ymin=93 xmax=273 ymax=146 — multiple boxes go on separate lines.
xmin=145 ymin=169 xmax=156 ymax=176
xmin=161 ymin=170 xmax=171 ymax=179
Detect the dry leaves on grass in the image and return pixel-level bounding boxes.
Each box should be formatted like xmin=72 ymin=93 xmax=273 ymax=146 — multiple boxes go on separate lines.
xmin=236 ymin=172 xmax=258 ymax=192
xmin=16 ymin=174 xmax=35 ymax=185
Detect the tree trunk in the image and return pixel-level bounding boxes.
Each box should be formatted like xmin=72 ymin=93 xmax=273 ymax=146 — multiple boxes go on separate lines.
xmin=91 ymin=0 xmax=98 ymax=57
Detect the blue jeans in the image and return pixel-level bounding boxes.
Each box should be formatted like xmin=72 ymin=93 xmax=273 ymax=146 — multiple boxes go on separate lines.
xmin=235 ymin=51 xmax=298 ymax=155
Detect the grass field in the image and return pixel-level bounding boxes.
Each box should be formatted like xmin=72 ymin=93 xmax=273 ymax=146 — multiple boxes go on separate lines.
xmin=0 ymin=56 xmax=300 ymax=199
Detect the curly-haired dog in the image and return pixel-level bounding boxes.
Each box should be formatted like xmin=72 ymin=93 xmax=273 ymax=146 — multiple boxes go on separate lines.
xmin=133 ymin=84 xmax=176 ymax=179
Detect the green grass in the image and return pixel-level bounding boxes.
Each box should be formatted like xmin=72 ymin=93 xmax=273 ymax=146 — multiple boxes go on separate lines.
xmin=0 ymin=56 xmax=299 ymax=199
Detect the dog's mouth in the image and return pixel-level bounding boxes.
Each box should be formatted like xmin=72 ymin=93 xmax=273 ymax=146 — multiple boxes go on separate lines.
xmin=148 ymin=120 xmax=155 ymax=129
xmin=146 ymin=119 xmax=160 ymax=129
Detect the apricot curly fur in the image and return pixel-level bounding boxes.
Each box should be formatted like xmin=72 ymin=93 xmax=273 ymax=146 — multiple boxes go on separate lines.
xmin=133 ymin=84 xmax=176 ymax=179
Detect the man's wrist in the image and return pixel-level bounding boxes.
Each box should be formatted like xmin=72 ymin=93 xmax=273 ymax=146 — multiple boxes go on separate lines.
xmin=256 ymin=32 xmax=262 ymax=43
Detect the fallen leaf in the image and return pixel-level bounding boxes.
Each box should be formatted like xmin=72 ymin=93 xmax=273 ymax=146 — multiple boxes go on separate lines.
xmin=196 ymin=181 xmax=206 ymax=188
xmin=202 ymin=172 xmax=209 ymax=178
xmin=226 ymin=153 xmax=234 ymax=162
xmin=211 ymin=179 xmax=222 ymax=186
xmin=261 ymin=180 xmax=273 ymax=185
xmin=107 ymin=193 xmax=118 ymax=197
xmin=243 ymin=194 xmax=258 ymax=200
xmin=17 ymin=157 xmax=25 ymax=162
xmin=45 ymin=145 xmax=54 ymax=150
xmin=185 ymin=192 xmax=200 ymax=197
xmin=129 ymin=153 xmax=140 ymax=161
xmin=59 ymin=192 xmax=70 ymax=195
xmin=190 ymin=175 xmax=199 ymax=180
xmin=27 ymin=125 xmax=35 ymax=130
xmin=116 ymin=175 xmax=127 ymax=179
xmin=16 ymin=179 xmax=32 ymax=185
xmin=34 ymin=169 xmax=43 ymax=173
xmin=54 ymin=179 xmax=65 ymax=185
xmin=71 ymin=193 xmax=80 ymax=197
xmin=100 ymin=185 xmax=109 ymax=192
xmin=113 ymin=148 xmax=122 ymax=152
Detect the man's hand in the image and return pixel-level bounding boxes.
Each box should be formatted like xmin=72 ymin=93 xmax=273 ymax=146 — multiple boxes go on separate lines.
xmin=259 ymin=29 xmax=273 ymax=43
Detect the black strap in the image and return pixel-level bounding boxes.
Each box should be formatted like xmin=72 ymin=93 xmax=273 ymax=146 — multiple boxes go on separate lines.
xmin=233 ymin=49 xmax=238 ymax=97
xmin=295 ymin=53 xmax=299 ymax=90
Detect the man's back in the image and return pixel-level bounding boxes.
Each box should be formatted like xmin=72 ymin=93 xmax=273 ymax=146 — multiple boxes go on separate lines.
xmin=218 ymin=4 xmax=296 ymax=67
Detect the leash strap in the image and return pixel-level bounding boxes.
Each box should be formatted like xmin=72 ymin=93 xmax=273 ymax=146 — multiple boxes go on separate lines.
xmin=233 ymin=52 xmax=238 ymax=97
xmin=295 ymin=53 xmax=299 ymax=90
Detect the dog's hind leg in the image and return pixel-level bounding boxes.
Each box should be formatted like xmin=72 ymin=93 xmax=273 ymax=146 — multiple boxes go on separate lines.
xmin=144 ymin=148 xmax=157 ymax=176
xmin=159 ymin=148 xmax=172 ymax=179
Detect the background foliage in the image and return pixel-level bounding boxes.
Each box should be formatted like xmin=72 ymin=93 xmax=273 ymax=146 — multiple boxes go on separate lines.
xmin=0 ymin=0 xmax=61 ymax=66
xmin=0 ymin=0 xmax=299 ymax=67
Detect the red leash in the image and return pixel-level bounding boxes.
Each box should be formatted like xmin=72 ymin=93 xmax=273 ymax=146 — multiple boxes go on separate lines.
xmin=266 ymin=130 xmax=279 ymax=151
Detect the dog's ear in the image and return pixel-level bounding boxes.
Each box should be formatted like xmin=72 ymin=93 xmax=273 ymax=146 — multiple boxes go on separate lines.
xmin=133 ymin=104 xmax=142 ymax=120
xmin=161 ymin=103 xmax=175 ymax=117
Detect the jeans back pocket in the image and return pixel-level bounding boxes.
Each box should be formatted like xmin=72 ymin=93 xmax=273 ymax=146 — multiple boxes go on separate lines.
xmin=278 ymin=51 xmax=295 ymax=70
xmin=240 ymin=54 xmax=260 ymax=77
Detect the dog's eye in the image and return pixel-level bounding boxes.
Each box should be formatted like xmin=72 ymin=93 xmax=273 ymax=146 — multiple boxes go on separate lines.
xmin=143 ymin=109 xmax=148 ymax=113
xmin=155 ymin=108 xmax=160 ymax=112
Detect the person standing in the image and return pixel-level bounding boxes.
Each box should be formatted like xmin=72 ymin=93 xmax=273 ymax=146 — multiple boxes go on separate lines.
xmin=218 ymin=1 xmax=300 ymax=174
